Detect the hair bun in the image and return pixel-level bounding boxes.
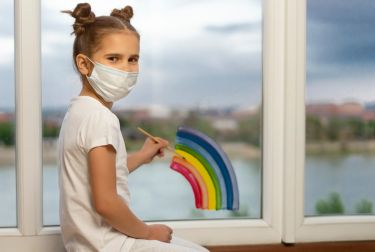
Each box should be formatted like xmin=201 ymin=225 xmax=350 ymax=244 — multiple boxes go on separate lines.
xmin=111 ymin=6 xmax=133 ymax=23
xmin=62 ymin=3 xmax=96 ymax=36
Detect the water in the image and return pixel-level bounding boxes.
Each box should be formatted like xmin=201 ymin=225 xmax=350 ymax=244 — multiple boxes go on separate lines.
xmin=0 ymin=166 xmax=16 ymax=227
xmin=40 ymin=158 xmax=261 ymax=225
xmin=1 ymin=154 xmax=375 ymax=227
xmin=305 ymin=154 xmax=375 ymax=215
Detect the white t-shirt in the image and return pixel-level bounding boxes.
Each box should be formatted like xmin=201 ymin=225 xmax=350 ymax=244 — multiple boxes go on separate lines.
xmin=58 ymin=96 xmax=132 ymax=252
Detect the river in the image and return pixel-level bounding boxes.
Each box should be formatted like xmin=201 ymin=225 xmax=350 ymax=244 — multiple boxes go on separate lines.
xmin=0 ymin=154 xmax=374 ymax=227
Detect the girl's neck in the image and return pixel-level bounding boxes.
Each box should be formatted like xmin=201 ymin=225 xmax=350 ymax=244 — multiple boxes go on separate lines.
xmin=79 ymin=81 xmax=113 ymax=109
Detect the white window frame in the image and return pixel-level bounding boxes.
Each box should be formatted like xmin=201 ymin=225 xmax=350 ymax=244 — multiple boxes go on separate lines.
xmin=0 ymin=0 xmax=284 ymax=250
xmin=1 ymin=0 xmax=374 ymax=250
xmin=283 ymin=0 xmax=375 ymax=243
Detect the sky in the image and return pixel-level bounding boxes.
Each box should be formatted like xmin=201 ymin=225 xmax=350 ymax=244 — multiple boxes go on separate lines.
xmin=1 ymin=0 xmax=374 ymax=110
xmin=306 ymin=0 xmax=375 ymax=104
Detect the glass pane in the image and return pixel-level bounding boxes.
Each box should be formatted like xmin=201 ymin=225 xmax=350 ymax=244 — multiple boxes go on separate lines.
xmin=43 ymin=0 xmax=262 ymax=224
xmin=0 ymin=0 xmax=16 ymax=227
xmin=306 ymin=0 xmax=375 ymax=216
xmin=42 ymin=1 xmax=80 ymax=226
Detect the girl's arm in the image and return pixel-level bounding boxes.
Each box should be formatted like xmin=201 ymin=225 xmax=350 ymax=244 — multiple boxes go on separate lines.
xmin=127 ymin=137 xmax=169 ymax=173
xmin=88 ymin=145 xmax=172 ymax=242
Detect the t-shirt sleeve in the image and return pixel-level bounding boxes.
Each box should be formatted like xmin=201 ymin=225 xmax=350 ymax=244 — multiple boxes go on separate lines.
xmin=77 ymin=110 xmax=121 ymax=153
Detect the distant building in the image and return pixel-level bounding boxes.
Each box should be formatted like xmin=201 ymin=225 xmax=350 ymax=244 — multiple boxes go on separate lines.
xmin=362 ymin=111 xmax=375 ymax=121
xmin=307 ymin=103 xmax=340 ymax=117
xmin=306 ymin=102 xmax=366 ymax=118
xmin=232 ymin=106 xmax=259 ymax=119
xmin=337 ymin=102 xmax=363 ymax=117
xmin=365 ymin=102 xmax=375 ymax=111
xmin=0 ymin=112 xmax=13 ymax=123
xmin=211 ymin=118 xmax=238 ymax=131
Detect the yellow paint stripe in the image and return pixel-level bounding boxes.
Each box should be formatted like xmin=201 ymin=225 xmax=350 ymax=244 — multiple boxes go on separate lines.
xmin=176 ymin=149 xmax=216 ymax=210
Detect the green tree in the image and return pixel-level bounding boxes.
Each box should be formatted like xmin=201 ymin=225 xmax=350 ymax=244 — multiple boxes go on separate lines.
xmin=315 ymin=192 xmax=345 ymax=215
xmin=326 ymin=119 xmax=343 ymax=141
xmin=366 ymin=120 xmax=375 ymax=139
xmin=43 ymin=123 xmax=60 ymax=138
xmin=182 ymin=111 xmax=216 ymax=138
xmin=306 ymin=115 xmax=324 ymax=142
xmin=0 ymin=122 xmax=15 ymax=146
xmin=238 ymin=112 xmax=261 ymax=147
xmin=356 ymin=199 xmax=373 ymax=214
xmin=346 ymin=118 xmax=366 ymax=140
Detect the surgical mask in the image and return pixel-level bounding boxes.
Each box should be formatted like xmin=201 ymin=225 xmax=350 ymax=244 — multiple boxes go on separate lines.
xmin=85 ymin=57 xmax=138 ymax=102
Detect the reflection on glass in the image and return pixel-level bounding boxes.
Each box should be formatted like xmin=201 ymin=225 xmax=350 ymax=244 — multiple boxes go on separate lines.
xmin=42 ymin=0 xmax=262 ymax=225
xmin=306 ymin=0 xmax=375 ymax=216
xmin=0 ymin=0 xmax=16 ymax=228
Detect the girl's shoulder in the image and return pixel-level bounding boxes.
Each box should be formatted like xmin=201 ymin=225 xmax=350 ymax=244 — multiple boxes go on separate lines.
xmin=70 ymin=96 xmax=119 ymax=121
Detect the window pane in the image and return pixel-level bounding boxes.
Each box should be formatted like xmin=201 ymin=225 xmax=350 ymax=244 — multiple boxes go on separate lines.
xmin=43 ymin=0 xmax=262 ymax=224
xmin=42 ymin=1 xmax=80 ymax=226
xmin=306 ymin=0 xmax=375 ymax=216
xmin=0 ymin=0 xmax=16 ymax=227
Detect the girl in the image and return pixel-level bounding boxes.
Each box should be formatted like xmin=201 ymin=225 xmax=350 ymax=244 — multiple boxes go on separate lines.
xmin=58 ymin=3 xmax=209 ymax=252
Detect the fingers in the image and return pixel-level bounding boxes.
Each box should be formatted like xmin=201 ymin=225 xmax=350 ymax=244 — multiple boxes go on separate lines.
xmin=157 ymin=149 xmax=165 ymax=158
xmin=141 ymin=137 xmax=169 ymax=162
xmin=152 ymin=137 xmax=169 ymax=158
xmin=167 ymin=226 xmax=173 ymax=233
xmin=166 ymin=226 xmax=173 ymax=243
xmin=154 ymin=137 xmax=169 ymax=147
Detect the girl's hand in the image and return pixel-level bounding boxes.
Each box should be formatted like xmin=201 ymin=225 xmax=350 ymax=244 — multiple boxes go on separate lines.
xmin=146 ymin=224 xmax=173 ymax=243
xmin=139 ymin=137 xmax=169 ymax=164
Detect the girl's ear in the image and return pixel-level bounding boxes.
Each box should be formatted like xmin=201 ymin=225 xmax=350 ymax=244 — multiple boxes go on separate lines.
xmin=76 ymin=54 xmax=92 ymax=76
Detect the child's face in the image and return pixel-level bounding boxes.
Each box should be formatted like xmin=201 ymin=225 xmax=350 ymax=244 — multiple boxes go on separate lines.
xmin=92 ymin=31 xmax=140 ymax=73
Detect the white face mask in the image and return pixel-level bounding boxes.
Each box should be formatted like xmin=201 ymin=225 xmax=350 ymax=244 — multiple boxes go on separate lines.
xmin=85 ymin=57 xmax=138 ymax=102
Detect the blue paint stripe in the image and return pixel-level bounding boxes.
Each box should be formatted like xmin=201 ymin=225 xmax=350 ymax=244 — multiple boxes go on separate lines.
xmin=177 ymin=127 xmax=239 ymax=210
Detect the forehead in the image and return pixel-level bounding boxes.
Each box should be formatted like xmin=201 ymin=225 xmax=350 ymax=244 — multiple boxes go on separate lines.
xmin=95 ymin=31 xmax=140 ymax=56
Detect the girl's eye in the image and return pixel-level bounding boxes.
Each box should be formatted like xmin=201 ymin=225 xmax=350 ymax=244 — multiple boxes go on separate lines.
xmin=108 ymin=57 xmax=119 ymax=63
xmin=129 ymin=57 xmax=139 ymax=63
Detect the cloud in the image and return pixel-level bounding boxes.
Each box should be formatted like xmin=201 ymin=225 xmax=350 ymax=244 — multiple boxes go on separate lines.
xmin=0 ymin=37 xmax=14 ymax=66
xmin=307 ymin=0 xmax=375 ymax=66
xmin=308 ymin=0 xmax=375 ymax=25
xmin=205 ymin=22 xmax=260 ymax=34
xmin=306 ymin=73 xmax=375 ymax=104
xmin=0 ymin=0 xmax=13 ymax=36
xmin=306 ymin=0 xmax=375 ymax=103
xmin=42 ymin=56 xmax=81 ymax=108
xmin=1 ymin=0 xmax=263 ymax=109
xmin=42 ymin=0 xmax=263 ymax=109
xmin=0 ymin=0 xmax=14 ymax=67
xmin=0 ymin=65 xmax=15 ymax=109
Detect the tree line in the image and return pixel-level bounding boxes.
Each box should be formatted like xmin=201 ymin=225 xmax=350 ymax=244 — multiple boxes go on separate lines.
xmin=1 ymin=114 xmax=374 ymax=148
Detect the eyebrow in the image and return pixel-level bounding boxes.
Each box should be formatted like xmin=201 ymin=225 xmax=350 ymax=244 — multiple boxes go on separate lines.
xmin=129 ymin=54 xmax=140 ymax=59
xmin=104 ymin=53 xmax=139 ymax=58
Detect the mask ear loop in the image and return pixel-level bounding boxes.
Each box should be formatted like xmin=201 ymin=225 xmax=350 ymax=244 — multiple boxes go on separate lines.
xmin=85 ymin=56 xmax=96 ymax=78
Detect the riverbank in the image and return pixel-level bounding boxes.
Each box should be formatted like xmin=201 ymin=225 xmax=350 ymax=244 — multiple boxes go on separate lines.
xmin=0 ymin=141 xmax=262 ymax=166
xmin=1 ymin=140 xmax=375 ymax=166
xmin=0 ymin=141 xmax=58 ymax=166
xmin=306 ymin=140 xmax=375 ymax=154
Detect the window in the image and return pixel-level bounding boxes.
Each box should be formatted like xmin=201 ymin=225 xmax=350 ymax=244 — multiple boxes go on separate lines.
xmin=41 ymin=0 xmax=79 ymax=226
xmin=3 ymin=1 xmax=283 ymax=249
xmin=283 ymin=0 xmax=375 ymax=243
xmin=121 ymin=0 xmax=263 ymax=221
xmin=305 ymin=0 xmax=375 ymax=217
xmin=42 ymin=0 xmax=263 ymax=224
xmin=4 ymin=0 xmax=374 ymax=250
xmin=0 ymin=0 xmax=16 ymax=228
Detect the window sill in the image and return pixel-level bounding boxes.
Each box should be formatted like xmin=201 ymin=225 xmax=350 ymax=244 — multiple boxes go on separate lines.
xmin=206 ymin=241 xmax=375 ymax=252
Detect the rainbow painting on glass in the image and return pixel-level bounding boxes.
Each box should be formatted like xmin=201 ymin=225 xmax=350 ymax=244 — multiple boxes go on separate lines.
xmin=169 ymin=127 xmax=239 ymax=210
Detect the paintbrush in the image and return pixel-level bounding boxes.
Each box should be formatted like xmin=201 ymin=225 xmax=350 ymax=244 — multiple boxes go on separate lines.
xmin=137 ymin=127 xmax=185 ymax=159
